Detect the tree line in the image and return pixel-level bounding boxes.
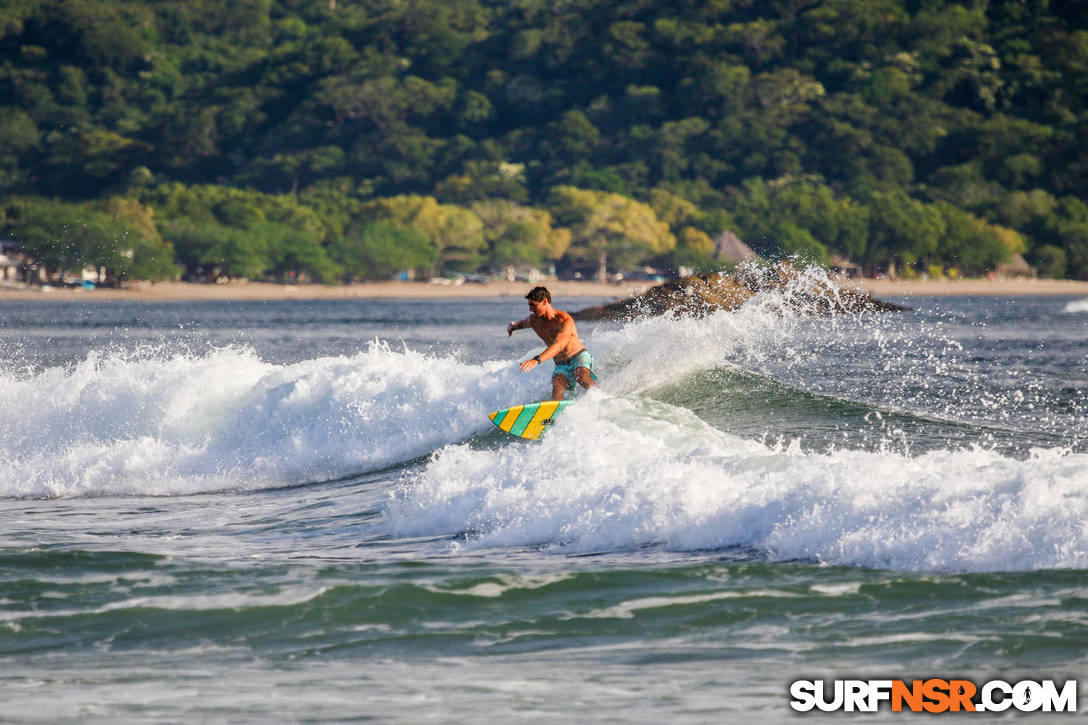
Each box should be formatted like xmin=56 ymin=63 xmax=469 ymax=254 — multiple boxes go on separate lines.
xmin=0 ymin=0 xmax=1086 ymax=282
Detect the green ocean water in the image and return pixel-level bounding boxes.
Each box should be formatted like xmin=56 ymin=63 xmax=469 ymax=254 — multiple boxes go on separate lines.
xmin=0 ymin=292 xmax=1086 ymax=721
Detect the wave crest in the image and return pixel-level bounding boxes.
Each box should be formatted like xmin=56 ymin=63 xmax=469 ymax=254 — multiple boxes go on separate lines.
xmin=389 ymin=394 xmax=1088 ymax=573
xmin=0 ymin=343 xmax=536 ymax=498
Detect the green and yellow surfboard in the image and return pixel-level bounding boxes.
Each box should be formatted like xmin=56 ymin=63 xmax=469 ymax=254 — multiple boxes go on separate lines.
xmin=488 ymin=400 xmax=571 ymax=440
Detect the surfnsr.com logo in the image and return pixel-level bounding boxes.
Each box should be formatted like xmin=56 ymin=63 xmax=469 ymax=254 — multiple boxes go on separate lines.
xmin=789 ymin=679 xmax=1078 ymax=713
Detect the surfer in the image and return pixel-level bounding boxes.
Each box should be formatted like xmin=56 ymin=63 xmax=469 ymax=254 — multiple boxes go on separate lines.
xmin=507 ymin=286 xmax=597 ymax=401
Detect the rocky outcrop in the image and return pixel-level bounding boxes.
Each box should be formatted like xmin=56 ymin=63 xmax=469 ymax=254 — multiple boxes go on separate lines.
xmin=574 ymin=263 xmax=908 ymax=321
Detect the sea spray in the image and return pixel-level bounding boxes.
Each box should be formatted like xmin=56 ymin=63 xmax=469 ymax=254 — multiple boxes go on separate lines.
xmin=589 ymin=268 xmax=1086 ymax=443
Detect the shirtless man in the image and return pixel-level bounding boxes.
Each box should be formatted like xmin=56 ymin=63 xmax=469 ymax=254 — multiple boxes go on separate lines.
xmin=507 ymin=286 xmax=597 ymax=401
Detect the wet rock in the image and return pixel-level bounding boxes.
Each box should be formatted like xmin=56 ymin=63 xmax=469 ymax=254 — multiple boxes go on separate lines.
xmin=573 ymin=263 xmax=909 ymax=321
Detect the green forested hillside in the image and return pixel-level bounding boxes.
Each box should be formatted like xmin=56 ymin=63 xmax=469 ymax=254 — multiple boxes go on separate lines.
xmin=2 ymin=0 xmax=1087 ymax=282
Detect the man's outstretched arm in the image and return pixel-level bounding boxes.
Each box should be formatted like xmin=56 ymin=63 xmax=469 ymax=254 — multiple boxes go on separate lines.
xmin=507 ymin=317 xmax=531 ymax=336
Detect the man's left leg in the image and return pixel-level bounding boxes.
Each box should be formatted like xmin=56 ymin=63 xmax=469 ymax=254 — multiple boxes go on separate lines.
xmin=574 ymin=366 xmax=596 ymax=390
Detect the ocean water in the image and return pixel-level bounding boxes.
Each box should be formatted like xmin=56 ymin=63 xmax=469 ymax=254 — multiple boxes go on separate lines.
xmin=1 ymin=279 xmax=1087 ymax=721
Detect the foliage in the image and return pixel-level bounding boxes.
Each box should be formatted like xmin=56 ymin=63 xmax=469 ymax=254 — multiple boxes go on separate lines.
xmin=0 ymin=195 xmax=176 ymax=281
xmin=549 ymin=186 xmax=674 ymax=273
xmin=729 ymin=179 xmax=869 ymax=264
xmin=332 ymin=221 xmax=436 ymax=280
xmin=934 ymin=202 xmax=1013 ymax=275
xmin=1030 ymin=244 xmax=1068 ymax=279
xmin=1 ymin=0 xmax=1087 ymax=278
xmin=471 ymin=200 xmax=570 ymax=271
xmin=359 ymin=195 xmax=484 ymax=273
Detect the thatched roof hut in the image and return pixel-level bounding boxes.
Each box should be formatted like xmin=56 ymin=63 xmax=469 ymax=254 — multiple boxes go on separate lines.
xmin=994 ymin=254 xmax=1035 ymax=278
xmin=714 ymin=230 xmax=758 ymax=264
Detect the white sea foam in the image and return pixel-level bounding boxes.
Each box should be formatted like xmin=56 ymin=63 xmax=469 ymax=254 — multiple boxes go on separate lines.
xmin=0 ymin=271 xmax=841 ymax=499
xmin=0 ymin=342 xmax=542 ymax=498
xmin=388 ymin=393 xmax=1088 ymax=573
xmin=0 ymin=584 xmax=335 ymax=622
xmin=1062 ymin=298 xmax=1088 ymax=314
xmin=423 ymin=573 xmax=574 ymax=598
xmin=4 ymin=271 xmax=1084 ymax=578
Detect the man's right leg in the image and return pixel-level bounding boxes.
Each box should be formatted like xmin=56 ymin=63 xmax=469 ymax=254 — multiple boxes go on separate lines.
xmin=551 ymin=374 xmax=569 ymax=401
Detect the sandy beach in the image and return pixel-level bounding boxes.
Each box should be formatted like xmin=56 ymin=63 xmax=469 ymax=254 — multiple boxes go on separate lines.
xmin=856 ymin=276 xmax=1088 ymax=298
xmin=1 ymin=276 xmax=1087 ymax=302
xmin=0 ymin=279 xmax=658 ymax=302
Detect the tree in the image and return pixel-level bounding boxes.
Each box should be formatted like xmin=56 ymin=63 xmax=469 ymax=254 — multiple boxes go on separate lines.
xmin=252 ymin=221 xmax=341 ymax=282
xmin=332 ymin=221 xmax=436 ymax=280
xmin=435 ymin=161 xmax=529 ymax=204
xmin=1 ymin=196 xmax=176 ymax=282
xmin=648 ymin=189 xmax=699 ymax=230
xmin=549 ymin=186 xmax=675 ymax=278
xmin=933 ymin=202 xmax=1012 ymax=275
xmin=1052 ymin=220 xmax=1088 ymax=280
xmin=360 ymin=195 xmax=485 ymax=273
xmin=163 ymin=220 xmax=270 ymax=279
xmin=864 ymin=190 xmax=945 ymax=274
xmin=0 ymin=108 xmax=39 ymax=191
xmin=728 ymin=178 xmax=872 ymax=264
xmin=1029 ymin=244 xmax=1067 ymax=279
xmin=471 ymin=199 xmax=570 ymax=270
xmin=239 ymin=146 xmax=347 ymax=194
xmin=102 ymin=198 xmax=178 ymax=281
xmin=673 ymin=226 xmax=716 ymax=270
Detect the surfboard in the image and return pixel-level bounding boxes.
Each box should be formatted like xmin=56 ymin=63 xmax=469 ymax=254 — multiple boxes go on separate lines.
xmin=488 ymin=400 xmax=571 ymax=440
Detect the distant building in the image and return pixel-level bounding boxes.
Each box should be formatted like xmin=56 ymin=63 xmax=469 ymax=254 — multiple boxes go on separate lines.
xmin=994 ymin=254 xmax=1035 ymax=278
xmin=555 ymin=258 xmax=598 ymax=281
xmin=0 ymin=239 xmax=28 ymax=283
xmin=830 ymin=255 xmax=863 ymax=278
xmin=713 ymin=230 xmax=758 ymax=264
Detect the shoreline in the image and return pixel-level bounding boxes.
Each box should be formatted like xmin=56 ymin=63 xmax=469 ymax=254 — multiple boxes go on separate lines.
xmin=855 ymin=277 xmax=1088 ymax=298
xmin=0 ymin=279 xmax=657 ymax=302
xmin=1 ymin=277 xmax=1087 ymax=302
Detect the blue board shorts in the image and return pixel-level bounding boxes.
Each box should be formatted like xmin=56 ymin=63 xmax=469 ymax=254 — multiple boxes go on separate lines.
xmin=553 ymin=350 xmax=598 ymax=388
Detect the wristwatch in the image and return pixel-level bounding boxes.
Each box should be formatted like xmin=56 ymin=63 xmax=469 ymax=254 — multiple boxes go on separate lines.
xmin=532 ymin=355 xmax=542 ymax=363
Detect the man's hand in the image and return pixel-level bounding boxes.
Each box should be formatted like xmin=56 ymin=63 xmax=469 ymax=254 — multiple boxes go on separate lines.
xmin=507 ymin=320 xmax=518 ymax=336
xmin=519 ymin=357 xmax=539 ymax=372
